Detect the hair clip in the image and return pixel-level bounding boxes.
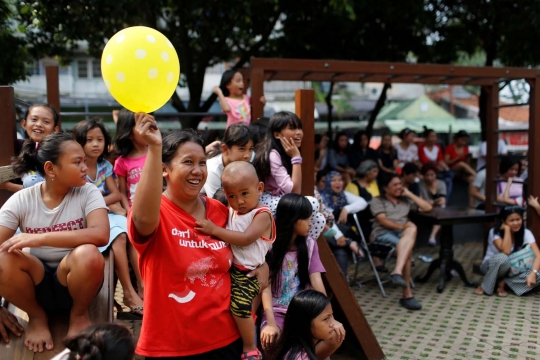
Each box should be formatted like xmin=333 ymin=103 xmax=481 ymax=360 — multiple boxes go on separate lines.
xmin=35 ymin=142 xmax=39 ymax=150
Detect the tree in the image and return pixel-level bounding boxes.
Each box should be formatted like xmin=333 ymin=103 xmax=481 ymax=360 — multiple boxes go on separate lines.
xmin=15 ymin=0 xmax=281 ymax=128
xmin=424 ymin=0 xmax=540 ymax=140
xmin=266 ymin=0 xmax=437 ymax=138
xmin=0 ymin=1 xmax=31 ymax=84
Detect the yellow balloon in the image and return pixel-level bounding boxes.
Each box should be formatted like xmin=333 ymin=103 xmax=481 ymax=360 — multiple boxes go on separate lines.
xmin=101 ymin=26 xmax=180 ymax=113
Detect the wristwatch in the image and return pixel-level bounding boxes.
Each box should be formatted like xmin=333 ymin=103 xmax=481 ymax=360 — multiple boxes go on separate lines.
xmin=533 ymin=269 xmax=539 ymax=274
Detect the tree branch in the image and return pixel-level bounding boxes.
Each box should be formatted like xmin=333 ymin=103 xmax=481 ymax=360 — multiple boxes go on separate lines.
xmin=365 ymin=83 xmax=391 ymax=139
xmin=200 ymin=12 xmax=282 ymax=112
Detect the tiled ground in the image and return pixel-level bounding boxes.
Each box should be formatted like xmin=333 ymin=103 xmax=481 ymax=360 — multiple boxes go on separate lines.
xmin=350 ymin=242 xmax=540 ymax=360
xmin=116 ymin=242 xmax=540 ymax=359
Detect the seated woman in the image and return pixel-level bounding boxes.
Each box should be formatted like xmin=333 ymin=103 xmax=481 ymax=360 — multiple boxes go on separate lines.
xmin=498 ymin=156 xmax=525 ymax=207
xmin=320 ymin=171 xmax=368 ymax=275
xmin=418 ymin=127 xmax=453 ymax=198
xmin=327 ymin=131 xmax=356 ymax=184
xmin=418 ymin=162 xmax=447 ymax=246
xmin=345 ymin=160 xmax=380 ymax=238
xmin=314 ymin=134 xmax=329 ymax=172
xmin=348 ymin=130 xmax=378 ymax=170
xmin=475 ymin=206 xmax=540 ymax=297
xmin=377 ymin=131 xmax=399 ymax=180
xmin=444 ymin=130 xmax=476 ymax=184
xmin=395 ymin=128 xmax=420 ymax=170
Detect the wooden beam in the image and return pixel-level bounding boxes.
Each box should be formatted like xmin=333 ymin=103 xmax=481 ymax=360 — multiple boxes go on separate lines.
xmin=251 ymin=67 xmax=265 ymax=121
xmin=295 ymin=89 xmax=315 ymax=197
xmin=0 ymin=86 xmax=16 ymax=207
xmin=484 ymin=84 xmax=499 ymax=217
xmin=295 ymin=89 xmax=384 ymax=360
xmin=251 ymin=57 xmax=540 ymax=81
xmin=45 ymin=66 xmax=61 ymax=129
xmin=528 ymin=77 xmax=540 ymax=242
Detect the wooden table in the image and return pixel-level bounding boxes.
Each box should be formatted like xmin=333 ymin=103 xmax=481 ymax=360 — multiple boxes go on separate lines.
xmin=411 ymin=207 xmax=497 ymax=293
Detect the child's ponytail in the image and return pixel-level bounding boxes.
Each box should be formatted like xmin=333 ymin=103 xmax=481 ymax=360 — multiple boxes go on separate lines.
xmin=12 ymin=140 xmax=39 ymax=176
xmin=64 ymin=323 xmax=135 ymax=360
xmin=12 ymin=132 xmax=75 ymax=177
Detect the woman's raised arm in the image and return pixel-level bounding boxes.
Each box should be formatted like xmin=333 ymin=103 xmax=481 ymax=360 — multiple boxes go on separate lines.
xmin=131 ymin=113 xmax=163 ymax=238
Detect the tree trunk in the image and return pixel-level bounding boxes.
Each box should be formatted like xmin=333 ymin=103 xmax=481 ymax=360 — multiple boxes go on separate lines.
xmin=326 ymin=82 xmax=334 ymax=138
xmin=365 ymin=83 xmax=391 ymax=139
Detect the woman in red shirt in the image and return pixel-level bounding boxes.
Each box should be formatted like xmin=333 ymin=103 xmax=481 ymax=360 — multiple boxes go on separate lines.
xmin=444 ymin=130 xmax=476 ymax=184
xmin=418 ymin=128 xmax=454 ymax=197
xmin=127 ymin=113 xmax=267 ymax=359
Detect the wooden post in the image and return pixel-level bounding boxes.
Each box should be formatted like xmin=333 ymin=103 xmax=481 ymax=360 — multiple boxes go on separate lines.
xmin=46 ymin=65 xmax=61 ymax=129
xmin=295 ymin=89 xmax=315 ymax=196
xmin=251 ymin=67 xmax=265 ymax=121
xmin=0 ymin=87 xmax=16 ymax=207
xmin=484 ymin=83 xmax=499 ymax=252
xmin=295 ymin=89 xmax=384 ymax=360
xmin=528 ymin=77 xmax=540 ymax=243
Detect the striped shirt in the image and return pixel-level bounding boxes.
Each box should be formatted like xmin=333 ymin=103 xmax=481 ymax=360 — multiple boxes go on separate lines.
xmin=87 ymin=160 xmax=113 ymax=193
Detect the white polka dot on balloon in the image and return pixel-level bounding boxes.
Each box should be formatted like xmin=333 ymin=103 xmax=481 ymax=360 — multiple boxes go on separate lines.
xmin=116 ymin=72 xmax=126 ymax=82
xmin=135 ymin=49 xmax=147 ymax=59
xmin=106 ymin=55 xmax=113 ymax=65
xmin=166 ymin=40 xmax=173 ymax=48
xmin=116 ymin=35 xmax=125 ymax=43
xmin=161 ymin=52 xmax=169 ymax=62
xmin=146 ymin=35 xmax=156 ymax=43
xmin=167 ymin=72 xmax=174 ymax=83
xmin=148 ymin=68 xmax=158 ymax=79
xmin=105 ymin=79 xmax=111 ymax=89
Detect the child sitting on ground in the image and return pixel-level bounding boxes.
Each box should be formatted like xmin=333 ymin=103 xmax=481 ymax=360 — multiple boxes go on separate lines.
xmin=196 ymin=161 xmax=275 ymax=360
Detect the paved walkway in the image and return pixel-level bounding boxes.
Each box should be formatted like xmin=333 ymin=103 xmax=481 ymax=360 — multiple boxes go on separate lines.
xmin=350 ymin=242 xmax=540 ymax=360
xmin=116 ymin=242 xmax=540 ymax=360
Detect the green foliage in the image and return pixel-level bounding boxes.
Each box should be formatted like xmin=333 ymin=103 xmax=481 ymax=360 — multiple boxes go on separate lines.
xmin=14 ymin=0 xmax=281 ymax=128
xmin=0 ymin=0 xmax=30 ymax=84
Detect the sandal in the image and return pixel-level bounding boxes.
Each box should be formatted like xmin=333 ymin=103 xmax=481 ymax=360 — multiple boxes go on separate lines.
xmin=117 ymin=306 xmax=143 ymax=320
xmin=497 ymin=289 xmax=508 ymax=297
xmin=474 ymin=287 xmax=485 ymax=295
xmin=240 ymin=349 xmax=262 ymax=360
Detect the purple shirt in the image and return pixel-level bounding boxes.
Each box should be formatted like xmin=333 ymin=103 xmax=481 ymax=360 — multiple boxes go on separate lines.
xmin=272 ymin=237 xmax=325 ymax=313
xmin=265 ymin=150 xmax=293 ymax=196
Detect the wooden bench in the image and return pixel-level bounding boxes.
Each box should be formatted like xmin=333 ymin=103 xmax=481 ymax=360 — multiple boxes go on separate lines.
xmin=0 ymin=251 xmax=115 ymax=360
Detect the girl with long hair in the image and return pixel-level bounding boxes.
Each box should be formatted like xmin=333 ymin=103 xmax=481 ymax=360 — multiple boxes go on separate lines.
xmin=254 ymin=112 xmax=326 ymax=239
xmin=260 ymin=194 xmax=343 ymax=358
xmin=475 ymin=206 xmax=540 ymax=297
xmin=270 ymin=290 xmax=345 ymax=360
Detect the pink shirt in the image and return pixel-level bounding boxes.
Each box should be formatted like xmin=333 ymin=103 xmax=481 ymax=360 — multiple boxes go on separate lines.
xmin=114 ymin=154 xmax=147 ymax=207
xmin=224 ymin=95 xmax=251 ymax=128
xmin=265 ymin=150 xmax=293 ymax=196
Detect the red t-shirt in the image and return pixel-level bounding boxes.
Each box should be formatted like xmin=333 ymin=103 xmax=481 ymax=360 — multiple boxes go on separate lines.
xmin=127 ymin=195 xmax=239 ymax=357
xmin=444 ymin=143 xmax=469 ymax=167
xmin=418 ymin=143 xmax=443 ymax=164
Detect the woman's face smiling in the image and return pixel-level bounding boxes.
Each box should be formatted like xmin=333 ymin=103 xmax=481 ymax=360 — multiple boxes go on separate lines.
xmin=164 ymin=141 xmax=207 ymax=201
xmin=330 ymin=174 xmax=343 ymax=193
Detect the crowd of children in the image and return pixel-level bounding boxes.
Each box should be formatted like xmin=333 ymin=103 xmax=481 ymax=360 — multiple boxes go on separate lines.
xmin=0 ymin=73 xmax=346 ymax=359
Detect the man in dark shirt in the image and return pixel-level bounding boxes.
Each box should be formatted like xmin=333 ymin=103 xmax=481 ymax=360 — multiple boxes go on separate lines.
xmin=401 ymin=162 xmax=420 ymax=196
